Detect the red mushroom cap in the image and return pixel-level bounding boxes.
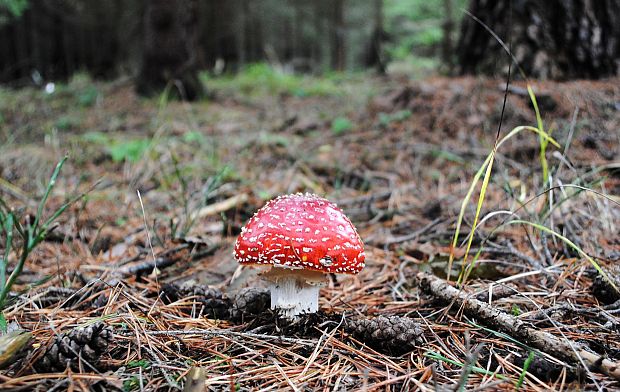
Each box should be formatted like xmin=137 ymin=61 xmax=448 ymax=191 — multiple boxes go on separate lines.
xmin=234 ymin=193 xmax=365 ymax=274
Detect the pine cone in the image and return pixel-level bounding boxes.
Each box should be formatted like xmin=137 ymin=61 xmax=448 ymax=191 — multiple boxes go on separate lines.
xmin=230 ymin=287 xmax=270 ymax=321
xmin=161 ymin=283 xmax=231 ymax=319
xmin=346 ymin=316 xmax=424 ymax=355
xmin=591 ymin=266 xmax=620 ymax=305
xmin=36 ymin=322 xmax=113 ymax=373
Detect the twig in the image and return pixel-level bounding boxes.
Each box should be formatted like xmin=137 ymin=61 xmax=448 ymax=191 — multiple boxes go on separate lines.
xmin=417 ymin=272 xmax=620 ymax=381
xmin=143 ymin=329 xmax=318 ymax=346
xmin=189 ymin=193 xmax=248 ymax=220
xmin=485 ymin=241 xmax=547 ymax=271
xmin=113 ymin=243 xmax=218 ymax=278
xmin=381 ymin=218 xmax=443 ymax=246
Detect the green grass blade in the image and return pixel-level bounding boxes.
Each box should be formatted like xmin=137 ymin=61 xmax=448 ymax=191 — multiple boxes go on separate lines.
xmin=458 ymin=150 xmax=496 ymax=285
xmin=1 ymin=213 xmax=14 ymax=289
xmin=539 ymin=183 xmax=620 ymax=222
xmin=0 ymin=246 xmax=26 ymax=310
xmin=509 ymin=220 xmax=618 ymax=294
xmin=527 ymin=85 xmax=549 ymax=186
xmin=497 ymin=125 xmax=560 ymax=150
xmin=470 ymin=322 xmax=541 ymax=354
xmin=448 ymin=154 xmax=492 ymax=281
xmin=30 ymin=156 xmax=68 ymax=246
xmin=448 ymin=125 xmax=560 ymax=281
xmin=516 ymin=351 xmax=535 ymax=390
xmin=424 ymin=351 xmax=508 ymax=381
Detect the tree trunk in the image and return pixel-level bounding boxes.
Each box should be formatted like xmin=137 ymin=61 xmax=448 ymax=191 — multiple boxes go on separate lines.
xmin=365 ymin=0 xmax=386 ymax=74
xmin=457 ymin=0 xmax=620 ymax=79
xmin=441 ymin=0 xmax=454 ymax=74
xmin=136 ymin=0 xmax=203 ymax=100
xmin=331 ymin=0 xmax=346 ymax=71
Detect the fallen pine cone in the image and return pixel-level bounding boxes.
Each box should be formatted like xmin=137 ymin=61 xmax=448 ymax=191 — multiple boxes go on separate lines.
xmin=230 ymin=287 xmax=270 ymax=321
xmin=35 ymin=322 xmax=113 ymax=373
xmin=346 ymin=315 xmax=424 ymax=355
xmin=161 ymin=283 xmax=231 ymax=319
xmin=591 ymin=266 xmax=620 ymax=305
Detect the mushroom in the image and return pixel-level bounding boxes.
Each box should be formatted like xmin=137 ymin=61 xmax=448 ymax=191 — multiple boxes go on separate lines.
xmin=234 ymin=193 xmax=365 ymax=318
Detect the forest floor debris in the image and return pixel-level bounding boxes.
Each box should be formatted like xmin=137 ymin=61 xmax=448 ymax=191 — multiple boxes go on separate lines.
xmin=0 ymin=74 xmax=619 ymax=390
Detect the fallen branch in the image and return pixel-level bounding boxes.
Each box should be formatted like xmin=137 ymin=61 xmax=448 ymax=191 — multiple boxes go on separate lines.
xmin=145 ymin=329 xmax=318 ymax=346
xmin=417 ymin=272 xmax=620 ymax=381
xmin=190 ymin=193 xmax=248 ymax=220
xmin=114 ymin=243 xmax=219 ymax=278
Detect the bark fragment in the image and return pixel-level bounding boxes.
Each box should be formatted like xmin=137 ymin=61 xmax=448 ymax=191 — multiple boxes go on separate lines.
xmin=417 ymin=272 xmax=620 ymax=381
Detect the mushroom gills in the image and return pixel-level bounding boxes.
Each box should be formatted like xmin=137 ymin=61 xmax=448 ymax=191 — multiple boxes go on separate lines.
xmin=262 ymin=268 xmax=327 ymax=319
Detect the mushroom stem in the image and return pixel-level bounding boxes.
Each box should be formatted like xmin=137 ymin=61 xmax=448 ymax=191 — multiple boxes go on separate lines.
xmin=262 ymin=268 xmax=326 ymax=319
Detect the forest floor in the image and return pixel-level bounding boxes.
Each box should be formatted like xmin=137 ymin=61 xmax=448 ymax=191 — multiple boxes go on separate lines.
xmin=0 ymin=70 xmax=619 ymax=391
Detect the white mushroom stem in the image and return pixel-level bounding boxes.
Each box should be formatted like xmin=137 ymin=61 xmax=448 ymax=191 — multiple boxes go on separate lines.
xmin=261 ymin=267 xmax=327 ymax=319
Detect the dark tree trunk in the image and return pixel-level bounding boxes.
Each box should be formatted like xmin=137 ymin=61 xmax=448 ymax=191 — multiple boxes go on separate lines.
xmin=457 ymin=0 xmax=620 ymax=79
xmin=364 ymin=0 xmax=386 ymax=74
xmin=136 ymin=0 xmax=204 ymax=100
xmin=331 ymin=0 xmax=346 ymax=71
xmin=441 ymin=0 xmax=454 ymax=74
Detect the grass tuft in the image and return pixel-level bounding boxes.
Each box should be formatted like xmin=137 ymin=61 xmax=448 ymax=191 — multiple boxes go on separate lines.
xmin=448 ymin=117 xmax=560 ymax=284
xmin=0 ymin=156 xmax=85 ymax=328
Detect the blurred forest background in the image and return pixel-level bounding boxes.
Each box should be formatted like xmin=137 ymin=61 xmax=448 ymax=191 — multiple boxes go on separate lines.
xmin=1 ymin=0 xmax=618 ymax=94
xmin=0 ymin=0 xmax=467 ymax=83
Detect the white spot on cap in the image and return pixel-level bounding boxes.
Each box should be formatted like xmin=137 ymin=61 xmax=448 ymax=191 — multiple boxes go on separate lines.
xmin=319 ymin=256 xmax=333 ymax=267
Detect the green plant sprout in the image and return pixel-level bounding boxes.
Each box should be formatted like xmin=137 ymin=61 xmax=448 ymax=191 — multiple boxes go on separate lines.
xmin=516 ymin=351 xmax=536 ymax=390
xmin=448 ymin=85 xmax=619 ymax=293
xmin=447 ymin=110 xmax=560 ymax=283
xmin=331 ymin=116 xmax=353 ymax=135
xmin=0 ymin=156 xmax=84 ymax=329
xmin=425 ymin=350 xmax=508 ymax=381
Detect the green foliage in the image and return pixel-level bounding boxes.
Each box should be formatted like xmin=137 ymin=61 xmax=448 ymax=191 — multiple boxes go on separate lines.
xmin=0 ymin=157 xmax=82 ymax=321
xmin=54 ymin=115 xmax=80 ymax=131
xmin=109 ymin=139 xmax=151 ymax=163
xmin=378 ymin=109 xmax=412 ymax=127
xmin=77 ymin=85 xmax=99 ymax=107
xmin=83 ymin=132 xmax=151 ymax=163
xmin=331 ymin=116 xmax=353 ymax=135
xmin=123 ymin=376 xmax=141 ymax=392
xmin=0 ymin=0 xmax=28 ymax=18
xmin=448 ymin=86 xmax=618 ymax=295
xmin=384 ymin=0 xmax=468 ymax=62
xmin=425 ymin=350 xmax=508 ymax=381
xmin=508 ymin=220 xmax=618 ymax=293
xmin=127 ymin=359 xmax=151 ymax=370
xmin=516 ymin=351 xmax=536 ymax=390
xmin=448 ymin=87 xmax=562 ymax=284
xmin=201 ymin=63 xmax=341 ymax=98
xmin=182 ymin=131 xmax=206 ymax=144
xmin=528 ymin=86 xmax=550 ymax=189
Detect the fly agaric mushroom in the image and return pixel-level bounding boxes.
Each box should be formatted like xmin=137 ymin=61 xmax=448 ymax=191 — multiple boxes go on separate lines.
xmin=234 ymin=193 xmax=365 ymax=318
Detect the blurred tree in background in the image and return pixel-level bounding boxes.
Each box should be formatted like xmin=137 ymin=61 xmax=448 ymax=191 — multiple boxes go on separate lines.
xmin=0 ymin=0 xmax=617 ymax=93
xmin=457 ymin=0 xmax=620 ymax=79
xmin=136 ymin=0 xmax=204 ymax=100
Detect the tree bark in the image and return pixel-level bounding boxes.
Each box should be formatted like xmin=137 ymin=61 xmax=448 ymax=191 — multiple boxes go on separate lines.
xmin=331 ymin=0 xmax=346 ymax=71
xmin=417 ymin=272 xmax=620 ymax=381
xmin=364 ymin=0 xmax=386 ymax=74
xmin=136 ymin=0 xmax=204 ymax=100
xmin=457 ymin=0 xmax=620 ymax=79
xmin=441 ymin=0 xmax=454 ymax=74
